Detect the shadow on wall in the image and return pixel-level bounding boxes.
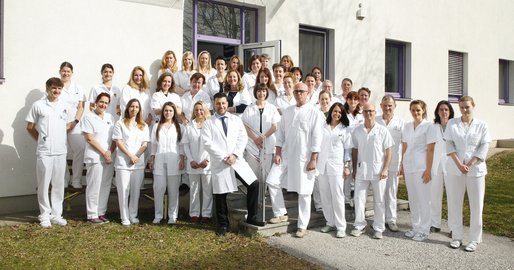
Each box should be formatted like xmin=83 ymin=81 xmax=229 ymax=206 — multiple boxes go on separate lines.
xmin=8 ymin=89 xmax=45 ymax=195
xmin=0 ymin=129 xmax=20 ymax=184
xmin=148 ymin=59 xmax=161 ymax=94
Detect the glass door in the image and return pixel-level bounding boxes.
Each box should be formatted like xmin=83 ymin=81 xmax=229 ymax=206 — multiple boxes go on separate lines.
xmin=238 ymin=40 xmax=281 ymax=72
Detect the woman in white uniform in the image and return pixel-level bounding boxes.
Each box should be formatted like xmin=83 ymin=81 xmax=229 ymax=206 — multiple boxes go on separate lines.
xmin=120 ymin=66 xmax=152 ymax=125
xmin=430 ymin=100 xmax=454 ymax=233
xmin=82 ymin=93 xmax=116 ymax=224
xmin=275 ymin=73 xmax=296 ymax=115
xmin=150 ymin=72 xmax=182 ymax=124
xmin=272 ymin=64 xmax=285 ymax=96
xmin=224 ymin=70 xmax=251 ymax=116
xmin=205 ymin=56 xmax=227 ymax=100
xmin=228 ymin=55 xmax=244 ymax=77
xmin=280 ymin=55 xmax=294 ymax=73
xmin=311 ymin=66 xmax=323 ymax=92
xmin=181 ymin=73 xmax=212 ymax=123
xmin=197 ymin=50 xmax=216 ymax=79
xmin=158 ymin=50 xmax=178 ymax=77
xmin=174 ymin=51 xmax=196 ymax=96
xmin=112 ymin=99 xmax=150 ymax=226
xmin=317 ymin=102 xmax=352 ymax=238
xmin=241 ymin=83 xmax=281 ymax=181
xmin=305 ymin=74 xmax=319 ymax=105
xmin=343 ymin=91 xmax=363 ymax=206
xmin=401 ymin=100 xmax=437 ymax=242
xmin=318 ymin=90 xmax=332 ymax=117
xmin=242 ymin=55 xmax=261 ymax=91
xmin=59 ymin=62 xmax=86 ymax=189
xmin=254 ymin=68 xmax=277 ymax=105
xmin=148 ymin=102 xmax=184 ymax=225
xmin=89 ymin=63 xmax=121 ymax=119
xmin=183 ymin=101 xmax=213 ymax=223
xmin=445 ymin=96 xmax=491 ymax=252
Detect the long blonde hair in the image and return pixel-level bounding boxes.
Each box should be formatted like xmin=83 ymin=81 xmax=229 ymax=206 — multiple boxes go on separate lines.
xmin=181 ymin=51 xmax=195 ymax=71
xmin=127 ymin=66 xmax=150 ymax=91
xmin=191 ymin=100 xmax=212 ymax=121
xmin=160 ymin=50 xmax=178 ymax=73
xmin=123 ymin=99 xmax=146 ymax=130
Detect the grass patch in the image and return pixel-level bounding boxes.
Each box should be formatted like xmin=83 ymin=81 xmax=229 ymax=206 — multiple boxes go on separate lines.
xmin=398 ymin=150 xmax=514 ymax=239
xmin=0 ymin=221 xmax=321 ymax=269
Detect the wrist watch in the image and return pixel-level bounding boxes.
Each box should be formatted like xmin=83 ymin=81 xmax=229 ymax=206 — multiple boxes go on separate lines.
xmin=74 ymin=119 xmax=80 ymax=124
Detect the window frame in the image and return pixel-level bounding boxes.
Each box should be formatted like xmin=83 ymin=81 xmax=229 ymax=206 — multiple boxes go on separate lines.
xmin=448 ymin=50 xmax=467 ymax=101
xmin=384 ymin=40 xmax=409 ymax=98
xmin=0 ymin=0 xmax=4 ymax=84
xmin=299 ymin=25 xmax=330 ymax=81
xmin=499 ymin=59 xmax=514 ymax=105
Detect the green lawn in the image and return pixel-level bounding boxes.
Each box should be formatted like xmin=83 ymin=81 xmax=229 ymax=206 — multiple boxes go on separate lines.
xmin=398 ymin=150 xmax=514 ymax=239
xmin=0 ymin=221 xmax=320 ymax=269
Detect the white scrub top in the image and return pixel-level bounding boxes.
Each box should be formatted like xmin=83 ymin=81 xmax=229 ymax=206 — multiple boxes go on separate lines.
xmin=181 ymin=90 xmax=212 ymax=121
xmin=401 ymin=120 xmax=438 ymax=174
xmin=431 ymin=123 xmax=447 ymax=175
xmin=89 ymin=84 xmax=121 ymax=118
xmin=317 ymin=123 xmax=352 ymax=176
xmin=150 ymin=123 xmax=184 ymax=176
xmin=352 ymin=123 xmax=394 ymax=181
xmin=275 ymin=94 xmax=296 ymax=114
xmin=241 ymin=102 xmax=281 ymax=155
xmin=61 ymin=81 xmax=86 ymax=135
xmin=174 ymin=70 xmax=196 ymax=93
xmin=242 ymin=72 xmax=257 ymax=91
xmin=205 ymin=74 xmax=224 ymax=99
xmin=444 ymin=117 xmax=491 ymax=177
xmin=183 ymin=119 xmax=211 ymax=174
xmin=376 ymin=115 xmax=405 ymax=172
xmin=119 ymin=85 xmax=151 ymax=120
xmin=150 ymin=91 xmax=182 ymax=123
xmin=26 ymin=98 xmax=70 ymax=157
xmin=82 ymin=111 xmax=115 ymax=164
xmin=112 ymin=120 xmax=150 ymax=170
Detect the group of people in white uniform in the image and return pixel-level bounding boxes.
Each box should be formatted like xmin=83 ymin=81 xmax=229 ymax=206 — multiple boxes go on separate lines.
xmin=25 ymin=50 xmax=490 ymax=253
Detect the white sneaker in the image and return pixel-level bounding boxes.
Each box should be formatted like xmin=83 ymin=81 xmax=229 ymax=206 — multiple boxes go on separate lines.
xmin=269 ymin=215 xmax=288 ymax=224
xmin=152 ymin=218 xmax=162 ymax=224
xmin=121 ymin=220 xmax=131 ymax=226
xmin=336 ymin=229 xmax=346 ymax=238
xmin=404 ymin=230 xmax=416 ymax=238
xmin=373 ymin=231 xmax=383 ymax=239
xmin=450 ymin=240 xmax=462 ymax=249
xmin=350 ymin=228 xmax=363 ymax=237
xmin=412 ymin=232 xmax=428 ymax=241
xmin=130 ymin=218 xmax=140 ymax=224
xmin=320 ymin=225 xmax=336 ymax=233
xmin=50 ymin=217 xmax=67 ymax=226
xmin=465 ymin=241 xmax=478 ymax=252
xmin=387 ymin=222 xmax=399 ymax=232
xmin=71 ymin=182 xmax=82 ymax=189
xmin=40 ymin=220 xmax=52 ymax=228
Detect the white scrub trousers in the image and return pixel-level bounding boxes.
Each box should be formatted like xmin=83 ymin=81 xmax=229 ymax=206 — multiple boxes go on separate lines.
xmin=297 ymin=194 xmax=312 ymax=230
xmin=319 ymin=174 xmax=346 ymax=230
xmin=153 ymin=174 xmax=181 ymax=222
xmin=67 ymin=133 xmax=86 ymax=186
xmin=85 ymin=162 xmax=114 ymax=219
xmin=353 ymin=179 xmax=386 ymax=232
xmin=36 ymin=154 xmax=67 ymax=222
xmin=116 ymin=169 xmax=144 ymax=224
xmin=430 ymin=168 xmax=446 ymax=229
xmin=188 ymin=174 xmax=213 ymax=218
xmin=385 ymin=171 xmax=399 ymax=223
xmin=446 ymin=174 xmax=485 ymax=243
xmin=405 ymin=172 xmax=432 ymax=235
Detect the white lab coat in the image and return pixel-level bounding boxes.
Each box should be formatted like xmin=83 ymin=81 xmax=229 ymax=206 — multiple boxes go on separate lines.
xmin=112 ymin=120 xmax=150 ymax=170
xmin=352 ymin=123 xmax=394 ymax=181
xmin=240 ymin=102 xmax=281 ymax=156
xmin=150 ymin=123 xmax=184 ymax=176
xmin=150 ymin=91 xmax=182 ymax=123
xmin=401 ymin=120 xmax=438 ymax=174
xmin=317 ymin=123 xmax=352 ymax=176
xmin=275 ymin=103 xmax=324 ymax=194
xmin=174 ymin=70 xmax=196 ymax=93
xmin=375 ymin=115 xmax=405 ymax=172
xmin=242 ymin=72 xmax=257 ymax=91
xmin=226 ymin=89 xmax=252 ymax=114
xmin=205 ymin=74 xmax=225 ymax=99
xmin=81 ymin=111 xmax=115 ymax=164
xmin=202 ymin=112 xmax=256 ymax=194
xmin=431 ymin=123 xmax=447 ymax=175
xmin=275 ymin=94 xmax=295 ymax=114
xmin=444 ymin=117 xmax=491 ymax=177
xmin=183 ymin=119 xmax=211 ymax=174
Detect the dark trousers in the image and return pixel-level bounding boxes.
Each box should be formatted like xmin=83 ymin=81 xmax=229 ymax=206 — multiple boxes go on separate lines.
xmin=214 ymin=172 xmax=260 ymax=227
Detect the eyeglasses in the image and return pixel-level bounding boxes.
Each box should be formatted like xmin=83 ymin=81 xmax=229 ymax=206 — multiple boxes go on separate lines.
xmin=293 ymin=90 xmax=308 ymax=94
xmin=363 ymin=110 xmax=375 ymax=113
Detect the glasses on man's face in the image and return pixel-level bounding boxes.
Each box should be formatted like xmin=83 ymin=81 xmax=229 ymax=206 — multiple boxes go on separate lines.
xmin=293 ymin=90 xmax=308 ymax=94
xmin=363 ymin=110 xmax=375 ymax=113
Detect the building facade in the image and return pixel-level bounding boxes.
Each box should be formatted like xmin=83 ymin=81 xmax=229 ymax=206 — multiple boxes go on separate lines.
xmin=0 ymin=0 xmax=513 ymax=213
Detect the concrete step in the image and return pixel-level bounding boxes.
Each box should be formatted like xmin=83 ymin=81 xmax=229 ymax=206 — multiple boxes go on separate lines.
xmin=497 ymin=139 xmax=514 ymax=148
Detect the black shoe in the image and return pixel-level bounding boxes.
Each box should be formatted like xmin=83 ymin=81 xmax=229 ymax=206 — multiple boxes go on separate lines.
xmin=216 ymin=226 xmax=227 ymax=236
xmin=247 ymin=219 xmax=266 ymax=227
xmin=430 ymin=226 xmax=441 ymax=233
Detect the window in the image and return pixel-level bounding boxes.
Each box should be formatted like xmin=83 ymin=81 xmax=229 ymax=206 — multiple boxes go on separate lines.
xmin=499 ymin=59 xmax=514 ymax=105
xmin=299 ymin=26 xmax=330 ymax=80
xmin=183 ymin=0 xmax=258 ymax=57
xmin=385 ymin=40 xmax=410 ymax=98
xmin=448 ymin=51 xmax=467 ymax=100
xmin=0 ymin=0 xmax=4 ymax=83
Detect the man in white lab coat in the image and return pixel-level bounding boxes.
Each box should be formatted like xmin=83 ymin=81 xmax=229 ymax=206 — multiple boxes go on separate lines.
xmin=269 ymin=82 xmax=324 ymax=238
xmin=202 ymin=92 xmax=264 ymax=236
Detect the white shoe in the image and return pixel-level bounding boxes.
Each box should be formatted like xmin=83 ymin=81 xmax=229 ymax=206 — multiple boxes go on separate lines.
xmin=350 ymin=228 xmax=363 ymax=237
xmin=121 ymin=220 xmax=131 ymax=226
xmin=130 ymin=218 xmax=140 ymax=224
xmin=412 ymin=232 xmax=428 ymax=242
xmin=404 ymin=230 xmax=416 ymax=238
xmin=386 ymin=222 xmax=399 ymax=232
xmin=295 ymin=228 xmax=307 ymax=238
xmin=465 ymin=241 xmax=478 ymax=252
xmin=450 ymin=240 xmax=462 ymax=249
xmin=71 ymin=182 xmax=82 ymax=189
xmin=40 ymin=220 xmax=52 ymax=228
xmin=320 ymin=225 xmax=336 ymax=233
xmin=336 ymin=229 xmax=346 ymax=238
xmin=373 ymin=231 xmax=383 ymax=239
xmin=269 ymin=215 xmax=288 ymax=224
xmin=50 ymin=217 xmax=67 ymax=226
xmin=152 ymin=218 xmax=162 ymax=224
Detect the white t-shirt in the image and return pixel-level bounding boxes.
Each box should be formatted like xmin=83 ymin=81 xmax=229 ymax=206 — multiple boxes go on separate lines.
xmin=112 ymin=120 xmax=150 ymax=170
xmin=82 ymin=111 xmax=115 ymax=164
